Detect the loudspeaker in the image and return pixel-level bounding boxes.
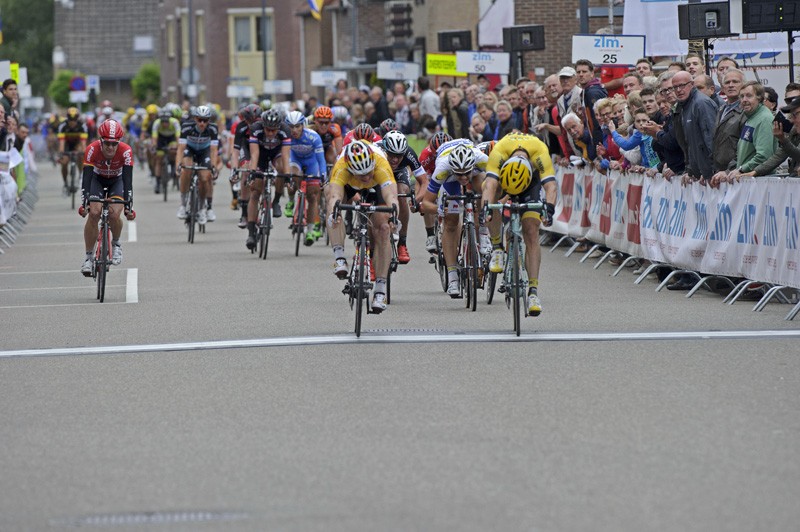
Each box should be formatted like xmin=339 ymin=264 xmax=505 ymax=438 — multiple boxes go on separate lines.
xmin=365 ymin=46 xmax=394 ymax=63
xmin=678 ymin=2 xmax=737 ymax=39
xmin=742 ymin=0 xmax=800 ymax=33
xmin=502 ymin=25 xmax=545 ymax=52
xmin=438 ymin=30 xmax=471 ymax=52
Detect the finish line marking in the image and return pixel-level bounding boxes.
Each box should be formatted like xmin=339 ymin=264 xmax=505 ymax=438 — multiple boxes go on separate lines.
xmin=1 ymin=329 xmax=799 ymax=359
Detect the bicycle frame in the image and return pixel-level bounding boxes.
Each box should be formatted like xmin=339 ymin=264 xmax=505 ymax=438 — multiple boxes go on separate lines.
xmin=443 ymin=189 xmax=482 ymax=311
xmin=88 ymin=196 xmax=126 ymax=303
xmin=182 ymin=164 xmax=208 ymax=243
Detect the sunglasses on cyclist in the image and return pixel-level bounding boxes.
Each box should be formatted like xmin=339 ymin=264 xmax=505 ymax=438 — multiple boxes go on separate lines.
xmin=101 ymin=140 xmax=120 ymax=147
xmin=196 ymin=118 xmax=209 ymax=123
xmin=316 ymin=120 xmax=330 ymax=125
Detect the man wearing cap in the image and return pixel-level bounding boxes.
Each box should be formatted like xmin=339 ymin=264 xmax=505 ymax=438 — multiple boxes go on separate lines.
xmin=556 ymin=66 xmax=582 ymax=123
xmin=742 ymin=96 xmax=800 ymax=177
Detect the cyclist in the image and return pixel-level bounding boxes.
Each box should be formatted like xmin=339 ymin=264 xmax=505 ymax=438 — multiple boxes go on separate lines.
xmin=326 ymin=140 xmax=399 ymax=313
xmin=244 ymin=108 xmax=291 ymax=251
xmin=284 ymin=110 xmax=326 ymax=245
xmin=420 ymin=141 xmax=488 ymax=297
xmin=342 ymin=122 xmax=383 ymax=146
xmin=376 ymin=118 xmax=399 ymax=137
xmin=151 ymin=108 xmax=182 ymax=194
xmin=140 ymin=104 xmax=160 ymax=178
xmin=376 ymin=130 xmax=426 ymax=263
xmin=96 ymin=105 xmax=115 ymax=127
xmin=176 ymin=105 xmax=219 ymax=225
xmin=312 ymin=105 xmax=343 ymax=163
xmin=79 ymin=119 xmax=135 ymax=274
xmin=57 ymin=106 xmax=89 ymax=196
xmin=417 ymin=132 xmax=452 ymax=252
xmin=230 ymin=103 xmax=260 ymax=226
xmin=480 ymin=132 xmax=557 ymax=316
xmin=332 ymin=105 xmax=351 ymax=137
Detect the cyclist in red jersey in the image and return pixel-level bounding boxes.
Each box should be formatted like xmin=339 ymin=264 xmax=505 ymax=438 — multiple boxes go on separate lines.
xmin=79 ymin=119 xmax=135 ymax=275
xmin=342 ymin=122 xmax=383 ymax=146
xmin=417 ymin=132 xmax=451 ymax=252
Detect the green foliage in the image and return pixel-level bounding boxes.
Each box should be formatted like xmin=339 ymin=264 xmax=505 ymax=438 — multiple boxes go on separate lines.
xmin=0 ymin=0 xmax=54 ymax=96
xmin=131 ymin=63 xmax=160 ymax=103
xmin=48 ymin=69 xmax=76 ymax=109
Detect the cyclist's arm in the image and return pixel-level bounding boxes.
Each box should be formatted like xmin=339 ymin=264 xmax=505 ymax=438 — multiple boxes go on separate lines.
xmin=279 ymin=144 xmax=291 ymax=175
xmin=314 ymin=137 xmax=326 ymax=177
xmin=379 ymin=181 xmax=399 ymax=216
xmin=80 ymin=164 xmax=93 ymax=203
xmin=327 ymin=182 xmax=345 ymax=221
xmin=122 ymin=163 xmax=134 ymax=208
xmin=481 ymin=173 xmax=500 ymax=208
xmin=247 ymin=141 xmax=259 ymax=172
xmin=210 ymin=144 xmax=219 ymax=169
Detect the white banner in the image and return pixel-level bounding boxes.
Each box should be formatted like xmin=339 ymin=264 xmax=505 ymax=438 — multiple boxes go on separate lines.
xmin=455 ymin=51 xmax=510 ymax=75
xmin=376 ymin=61 xmax=421 ymax=81
xmin=572 ymin=35 xmax=646 ymax=66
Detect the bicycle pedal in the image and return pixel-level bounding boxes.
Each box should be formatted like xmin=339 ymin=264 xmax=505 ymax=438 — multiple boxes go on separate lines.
xmin=429 ymin=256 xmax=435 ymax=264
xmin=498 ymin=285 xmax=506 ymax=293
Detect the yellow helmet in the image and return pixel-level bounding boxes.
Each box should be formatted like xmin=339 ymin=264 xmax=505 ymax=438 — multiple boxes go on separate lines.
xmin=126 ymin=107 xmax=136 ymax=116
xmin=499 ymin=156 xmax=533 ymax=195
xmin=66 ymin=106 xmax=80 ymax=119
xmin=146 ymin=104 xmax=159 ymax=115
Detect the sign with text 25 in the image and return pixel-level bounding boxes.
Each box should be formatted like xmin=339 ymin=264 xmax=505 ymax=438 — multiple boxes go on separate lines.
xmin=571 ymin=35 xmax=646 ymax=66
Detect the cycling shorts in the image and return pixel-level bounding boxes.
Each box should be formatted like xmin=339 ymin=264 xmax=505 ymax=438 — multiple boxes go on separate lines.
xmin=88 ymin=174 xmax=124 ymax=202
xmin=156 ymin=135 xmax=177 ymax=152
xmin=438 ymin=179 xmax=465 ymax=216
xmin=183 ymin=146 xmax=212 ymax=167
xmin=393 ymin=166 xmax=411 ymax=188
xmin=344 ymin=185 xmax=386 ymax=206
xmin=289 ymin=154 xmax=322 ymax=185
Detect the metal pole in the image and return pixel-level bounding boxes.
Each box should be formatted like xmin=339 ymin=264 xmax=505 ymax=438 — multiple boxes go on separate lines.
xmin=187 ymin=0 xmax=194 ymax=102
xmin=608 ymin=0 xmax=614 ymax=33
xmin=789 ymin=31 xmax=796 ymax=84
xmin=579 ymin=0 xmax=589 ymax=34
xmin=261 ymin=0 xmax=268 ymax=85
xmin=352 ymin=0 xmax=359 ymax=61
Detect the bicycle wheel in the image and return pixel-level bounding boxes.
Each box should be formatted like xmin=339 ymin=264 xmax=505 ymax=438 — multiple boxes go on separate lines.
xmin=354 ymin=237 xmax=367 ymax=337
xmin=294 ymin=192 xmax=305 ymax=257
xmin=259 ymin=199 xmax=271 ymax=259
xmin=509 ymin=236 xmax=521 ymax=336
xmin=162 ymin=157 xmax=170 ymax=202
xmin=97 ymin=225 xmax=109 ymax=303
xmin=70 ymin=163 xmax=77 ymax=210
xmin=435 ymin=219 xmax=447 ymax=292
xmin=187 ymin=182 xmax=197 ymax=244
xmin=466 ymin=223 xmax=478 ymax=312
xmin=485 ymin=265 xmax=498 ymax=305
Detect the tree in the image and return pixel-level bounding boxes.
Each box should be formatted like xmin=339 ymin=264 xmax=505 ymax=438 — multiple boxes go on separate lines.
xmin=0 ymin=0 xmax=54 ymax=96
xmin=131 ymin=63 xmax=160 ymax=104
xmin=47 ymin=69 xmax=76 ymax=109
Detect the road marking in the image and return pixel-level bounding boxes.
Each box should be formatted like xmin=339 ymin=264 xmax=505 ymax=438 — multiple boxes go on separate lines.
xmin=0 ymin=285 xmax=124 ymax=292
xmin=126 ymin=268 xmax=138 ymax=303
xmin=0 ymin=270 xmax=84 ymax=275
xmin=128 ymin=221 xmax=137 ymax=242
xmin=1 ymin=329 xmax=799 ymax=359
xmin=0 ymin=301 xmax=128 ymax=310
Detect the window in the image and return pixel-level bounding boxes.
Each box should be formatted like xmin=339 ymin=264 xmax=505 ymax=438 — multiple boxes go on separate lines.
xmin=196 ymin=12 xmax=206 ymax=55
xmin=166 ymin=17 xmax=176 ymax=58
xmin=256 ymin=15 xmax=274 ymax=52
xmin=234 ymin=16 xmax=251 ymax=52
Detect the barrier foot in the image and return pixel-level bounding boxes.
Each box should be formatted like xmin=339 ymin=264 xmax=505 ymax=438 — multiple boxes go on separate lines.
xmin=612 ymin=256 xmax=640 ymax=277
xmin=593 ymin=249 xmax=616 ymax=270
xmin=564 ymin=240 xmax=582 ymax=257
xmin=579 ymin=244 xmax=602 ymax=263
xmin=656 ymin=270 xmax=699 ymax=292
xmin=686 ymin=275 xmax=736 ymax=299
xmin=550 ymin=234 xmax=572 ymax=253
xmin=1 ymin=226 xmax=17 ymax=243
xmin=786 ymin=300 xmax=800 ymax=321
xmin=0 ymin=232 xmax=13 ymax=248
xmin=635 ymin=263 xmax=670 ymax=285
xmin=753 ymin=285 xmax=787 ymax=312
xmin=727 ymin=281 xmax=766 ymax=305
xmin=723 ymin=280 xmax=750 ymax=304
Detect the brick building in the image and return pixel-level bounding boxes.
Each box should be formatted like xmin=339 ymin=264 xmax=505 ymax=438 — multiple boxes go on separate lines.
xmin=53 ymin=0 xmax=160 ymax=107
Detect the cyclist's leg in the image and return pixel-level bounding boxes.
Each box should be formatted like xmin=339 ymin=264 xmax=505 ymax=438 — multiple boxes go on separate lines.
xmin=440 ymin=182 xmax=463 ymax=268
xmin=84 ymin=179 xmax=104 ymax=253
xmin=371 ymin=211 xmax=392 ymax=277
xmin=247 ymin=171 xmax=264 ymax=222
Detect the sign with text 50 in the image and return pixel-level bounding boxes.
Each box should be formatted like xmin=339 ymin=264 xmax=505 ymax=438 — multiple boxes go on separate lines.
xmin=571 ymin=34 xmax=646 ymax=66
xmin=455 ymin=51 xmax=510 ymax=75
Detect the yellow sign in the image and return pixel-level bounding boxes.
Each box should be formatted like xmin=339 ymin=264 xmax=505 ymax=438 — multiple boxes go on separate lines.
xmin=425 ymin=53 xmax=466 ymax=77
xmin=10 ymin=62 xmax=19 ymax=83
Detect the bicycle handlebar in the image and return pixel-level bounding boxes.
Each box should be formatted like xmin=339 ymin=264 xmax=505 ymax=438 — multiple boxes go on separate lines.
xmin=88 ymin=197 xmax=128 ymax=205
xmin=333 ymin=200 xmax=396 ymax=219
xmin=397 ymin=192 xmax=419 ymax=211
xmin=485 ymin=201 xmax=544 ymax=213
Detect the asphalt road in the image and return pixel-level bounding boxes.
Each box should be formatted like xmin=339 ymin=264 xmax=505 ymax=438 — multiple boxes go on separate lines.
xmin=1 ymin=165 xmax=798 ymax=531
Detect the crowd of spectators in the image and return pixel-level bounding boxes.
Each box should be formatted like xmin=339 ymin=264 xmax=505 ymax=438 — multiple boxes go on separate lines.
xmin=0 ymin=77 xmax=36 ymax=225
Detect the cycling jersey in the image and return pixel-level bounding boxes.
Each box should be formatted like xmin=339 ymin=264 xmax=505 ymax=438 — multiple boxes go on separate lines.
xmin=82 ymin=139 xmax=134 ymax=203
xmin=57 ymin=120 xmax=89 ymax=148
xmin=179 ymin=122 xmax=219 ymax=151
xmin=485 ymin=133 xmax=555 ymax=186
xmin=329 ymin=144 xmax=395 ymax=191
xmin=419 ymin=145 xmax=435 ymax=176
xmin=152 ymin=117 xmax=181 ymax=139
xmin=316 ymin=122 xmax=342 ymax=152
xmin=141 ymin=115 xmax=158 ymax=138
xmin=232 ymin=120 xmax=253 ymax=162
xmin=342 ymin=129 xmax=383 ymax=146
xmin=289 ymin=127 xmax=326 ymax=178
xmin=375 ymin=140 xmax=426 ymax=186
xmin=428 ymin=141 xmax=489 ymax=194
xmin=249 ymin=122 xmax=291 ymax=170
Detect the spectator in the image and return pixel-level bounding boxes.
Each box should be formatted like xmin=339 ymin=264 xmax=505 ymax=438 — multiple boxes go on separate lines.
xmin=599 ymin=64 xmax=628 ymax=97
xmin=561 ymin=112 xmax=596 ymax=162
xmin=445 ymin=88 xmax=470 ymax=139
xmin=493 ymin=100 xmax=517 ymax=140
xmin=712 ymin=81 xmax=776 ymax=185
xmin=672 ymin=70 xmax=718 ymax=182
xmin=645 ymin=71 xmax=686 ymax=178
xmin=711 ymin=68 xmax=747 ymax=174
xmin=476 ymin=74 xmax=490 ymax=91
xmin=763 ymin=86 xmax=780 ymax=115
xmin=477 ymin=102 xmax=498 ymax=134
xmin=640 ymin=87 xmax=664 ymax=123
xmin=505 ymin=87 xmax=525 ymax=130
xmin=393 ymin=81 xmax=406 ymax=97
xmin=668 ymin=61 xmax=686 ymax=73
xmin=535 ymin=74 xmax=567 ymax=158
xmin=714 ymin=56 xmax=739 ymax=89
xmin=524 ymin=87 xmax=549 ymax=138
xmin=576 ymin=58 xmax=608 ymax=144
xmin=521 ymin=81 xmax=538 ymax=133
xmin=465 ymin=84 xmax=480 ymax=120
xmin=367 ymin=86 xmax=391 ymax=128
xmin=0 ymin=79 xmax=17 ymax=117
xmin=469 ymin=113 xmax=490 ymax=143
xmin=608 ymin=108 xmax=661 ymax=169
xmin=557 ymin=66 xmax=582 ymax=119
xmin=685 ymin=53 xmax=705 ymax=79
xmin=635 ymin=58 xmax=654 ymax=78
xmin=593 ymin=98 xmax=625 ymax=172
xmin=694 ymin=74 xmax=723 ymax=106
xmin=417 ymin=76 xmax=441 ymax=123
xmin=482 ymin=90 xmax=499 ymax=112
xmin=777 ymin=83 xmax=800 ymax=133
xmin=622 ymin=72 xmax=644 ymax=95
xmin=745 ymin=96 xmax=800 ymax=177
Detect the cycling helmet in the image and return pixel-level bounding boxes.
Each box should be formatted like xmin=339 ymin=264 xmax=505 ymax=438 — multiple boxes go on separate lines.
xmin=477 ymin=140 xmax=496 ymax=156
xmin=379 ymin=118 xmax=399 ymax=133
xmin=382 ymin=130 xmax=408 ymax=155
xmin=353 ymin=122 xmax=374 ymax=141
xmin=314 ymin=106 xmax=333 ymax=120
xmin=285 ymin=110 xmax=306 ymax=126
xmin=146 ymin=104 xmax=159 ymax=115
xmin=499 ymin=156 xmax=533 ymax=195
xmin=344 ymin=140 xmax=376 ymax=175
xmin=195 ymin=105 xmax=212 ymax=119
xmin=332 ymin=105 xmax=349 ymax=120
xmin=98 ymin=119 xmax=124 ymax=142
xmin=448 ymin=144 xmax=476 ymax=174
xmin=101 ymin=99 xmax=113 ymax=108
xmin=101 ymin=106 xmax=114 ymax=116
xmin=240 ymin=103 xmax=260 ymax=123
xmin=66 ymin=106 xmax=80 ymax=120
xmin=158 ymin=108 xmax=172 ymax=120
xmin=429 ymin=131 xmax=452 ymax=151
xmin=261 ymin=108 xmax=282 ymax=128
xmin=260 ymin=99 xmax=272 ymax=110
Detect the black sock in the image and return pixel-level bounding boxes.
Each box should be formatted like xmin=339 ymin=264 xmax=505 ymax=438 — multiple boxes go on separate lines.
xmin=398 ymin=236 xmax=407 ymax=246
xmin=241 ymin=200 xmax=248 ymax=218
xmin=247 ymin=221 xmax=256 ymax=235
xmin=425 ymin=226 xmax=434 ymax=237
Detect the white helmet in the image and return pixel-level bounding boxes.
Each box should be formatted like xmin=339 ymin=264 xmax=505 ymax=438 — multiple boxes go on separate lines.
xmin=285 ymin=110 xmax=306 ymax=126
xmin=344 ymin=141 xmax=376 ymax=175
xmin=332 ymin=105 xmax=349 ymax=120
xmin=382 ymin=130 xmax=408 ymax=155
xmin=449 ymin=144 xmax=476 ymax=174
xmin=195 ymin=105 xmax=212 ymax=119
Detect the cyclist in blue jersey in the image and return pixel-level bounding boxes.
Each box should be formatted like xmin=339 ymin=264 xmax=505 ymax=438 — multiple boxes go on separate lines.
xmin=176 ymin=105 xmax=219 ymax=225
xmin=285 ymin=110 xmax=326 ymax=244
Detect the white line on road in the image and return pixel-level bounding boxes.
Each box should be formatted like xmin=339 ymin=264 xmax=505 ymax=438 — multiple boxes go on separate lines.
xmin=1 ymin=329 xmax=799 ymax=359
xmin=0 ymin=285 xmax=124 ymax=292
xmin=126 ymin=268 xmax=138 ymax=303
xmin=127 ymin=222 xmax=137 ymax=242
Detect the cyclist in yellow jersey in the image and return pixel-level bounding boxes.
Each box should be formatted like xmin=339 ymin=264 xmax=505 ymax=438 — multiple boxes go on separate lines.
xmin=327 ymin=140 xmax=399 ymax=313
xmin=140 ymin=104 xmax=159 ymax=178
xmin=480 ymin=133 xmax=557 ymax=316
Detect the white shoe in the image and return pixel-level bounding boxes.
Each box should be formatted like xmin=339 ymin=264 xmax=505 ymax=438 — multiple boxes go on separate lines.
xmin=176 ymin=205 xmax=187 ymax=219
xmin=197 ymin=208 xmax=207 ymax=224
xmin=81 ymin=257 xmax=92 ymax=276
xmin=527 ymin=293 xmax=542 ymax=316
xmin=334 ymin=258 xmax=349 ymax=279
xmin=112 ymin=245 xmax=122 ymax=266
xmin=205 ymin=208 xmax=216 ymax=222
xmin=447 ymin=279 xmax=460 ymax=297
xmin=479 ymin=233 xmax=492 ymax=255
xmin=425 ymin=235 xmax=437 ymax=252
xmin=371 ymin=292 xmax=388 ymax=313
xmin=489 ymin=249 xmax=505 ymax=273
